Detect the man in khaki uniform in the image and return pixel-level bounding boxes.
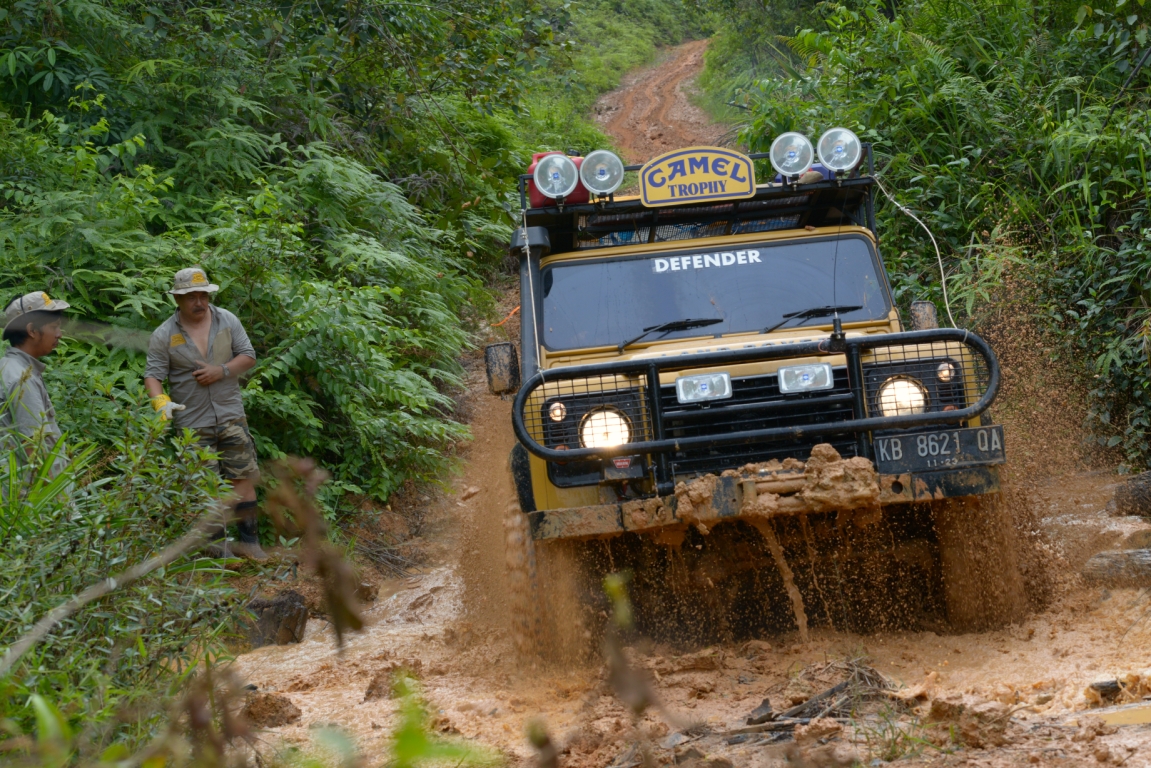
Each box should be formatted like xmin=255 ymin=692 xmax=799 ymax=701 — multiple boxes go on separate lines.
xmin=1 ymin=291 xmax=71 ymax=478
xmin=144 ymin=268 xmax=265 ymax=559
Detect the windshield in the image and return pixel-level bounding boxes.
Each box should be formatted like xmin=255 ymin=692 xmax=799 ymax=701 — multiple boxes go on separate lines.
xmin=539 ymin=235 xmax=890 ymax=351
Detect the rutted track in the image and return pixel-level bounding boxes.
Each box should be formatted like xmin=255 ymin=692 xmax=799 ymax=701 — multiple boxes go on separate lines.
xmin=595 ymin=39 xmax=726 ymax=162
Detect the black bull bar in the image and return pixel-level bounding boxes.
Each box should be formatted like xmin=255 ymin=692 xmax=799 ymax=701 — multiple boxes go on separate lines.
xmin=512 ymin=329 xmax=999 ymax=493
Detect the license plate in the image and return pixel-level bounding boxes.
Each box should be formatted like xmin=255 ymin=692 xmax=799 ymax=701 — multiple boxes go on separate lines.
xmin=873 ymin=425 xmax=1005 ymax=474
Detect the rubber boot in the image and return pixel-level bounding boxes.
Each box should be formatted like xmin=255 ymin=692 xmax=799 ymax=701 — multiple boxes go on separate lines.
xmin=203 ymin=522 xmax=232 ymax=559
xmin=231 ymin=502 xmax=268 ymax=561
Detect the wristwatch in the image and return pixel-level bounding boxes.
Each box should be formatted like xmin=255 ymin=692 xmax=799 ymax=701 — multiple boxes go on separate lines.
xmin=222 ymin=364 xmax=231 ymax=379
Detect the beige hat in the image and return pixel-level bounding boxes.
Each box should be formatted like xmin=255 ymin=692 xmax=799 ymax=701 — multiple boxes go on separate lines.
xmin=169 ymin=267 xmax=220 ymax=295
xmin=4 ymin=291 xmax=71 ymax=333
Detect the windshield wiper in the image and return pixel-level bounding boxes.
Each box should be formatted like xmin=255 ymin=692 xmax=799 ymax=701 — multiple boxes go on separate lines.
xmin=762 ymin=305 xmax=863 ymax=334
xmin=617 ymin=318 xmax=723 ymax=353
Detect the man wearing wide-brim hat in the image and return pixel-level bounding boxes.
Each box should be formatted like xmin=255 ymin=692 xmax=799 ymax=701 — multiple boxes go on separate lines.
xmin=1 ymin=291 xmax=71 ymax=478
xmin=144 ymin=267 xmax=265 ymax=559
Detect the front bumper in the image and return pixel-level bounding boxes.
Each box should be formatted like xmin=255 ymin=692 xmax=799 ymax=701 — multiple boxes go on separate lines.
xmin=527 ymin=458 xmax=1001 ymax=541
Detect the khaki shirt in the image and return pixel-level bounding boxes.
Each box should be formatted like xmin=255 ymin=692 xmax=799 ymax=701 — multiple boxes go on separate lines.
xmin=0 ymin=347 xmax=67 ymax=476
xmin=145 ymin=306 xmax=257 ymax=429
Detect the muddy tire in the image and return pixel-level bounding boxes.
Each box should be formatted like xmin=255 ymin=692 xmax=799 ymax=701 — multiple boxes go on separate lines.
xmin=504 ymin=501 xmax=543 ymax=657
xmin=932 ymin=493 xmax=1028 ymax=631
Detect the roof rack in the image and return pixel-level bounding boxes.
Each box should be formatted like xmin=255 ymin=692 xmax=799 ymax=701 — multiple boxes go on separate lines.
xmin=516 ymin=145 xmax=876 ymax=255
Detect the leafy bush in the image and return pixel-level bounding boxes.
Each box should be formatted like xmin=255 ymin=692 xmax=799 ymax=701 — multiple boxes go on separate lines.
xmin=715 ymin=0 xmax=1151 ymax=467
xmin=0 ymin=414 xmax=234 ymax=739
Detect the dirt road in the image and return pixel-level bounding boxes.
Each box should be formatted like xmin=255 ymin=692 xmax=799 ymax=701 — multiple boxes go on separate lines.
xmin=234 ymin=41 xmax=1151 ymax=768
xmin=595 ymin=39 xmax=727 ymax=162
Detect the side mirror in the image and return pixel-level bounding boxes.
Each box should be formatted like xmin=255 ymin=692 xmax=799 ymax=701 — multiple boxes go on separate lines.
xmin=909 ymin=300 xmax=939 ymax=330
xmin=485 ymin=342 xmax=521 ymax=395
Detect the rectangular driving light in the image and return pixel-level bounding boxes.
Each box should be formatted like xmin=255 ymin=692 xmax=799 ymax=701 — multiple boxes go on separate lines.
xmin=777 ymin=363 xmax=834 ymax=393
xmin=675 ymin=372 xmax=733 ymax=404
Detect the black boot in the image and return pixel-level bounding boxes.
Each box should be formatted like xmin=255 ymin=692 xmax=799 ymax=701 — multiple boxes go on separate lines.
xmin=203 ymin=521 xmax=232 ymax=559
xmin=231 ymin=501 xmax=268 ymax=561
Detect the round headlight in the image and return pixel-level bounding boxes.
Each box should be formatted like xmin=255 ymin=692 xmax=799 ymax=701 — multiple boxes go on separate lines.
xmin=936 ymin=362 xmax=956 ymax=383
xmin=548 ymin=401 xmax=567 ymax=422
xmin=533 ymin=153 xmax=580 ymax=199
xmin=580 ymin=407 xmax=631 ymax=448
xmin=770 ymin=132 xmax=814 ymax=178
xmin=877 ymin=377 xmax=928 ymax=416
xmin=580 ymin=149 xmax=625 ymax=197
xmin=817 ymin=128 xmax=863 ymax=173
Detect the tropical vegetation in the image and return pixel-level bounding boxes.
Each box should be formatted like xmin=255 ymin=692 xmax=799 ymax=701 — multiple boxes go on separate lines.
xmin=704 ymin=0 xmax=1151 ymax=466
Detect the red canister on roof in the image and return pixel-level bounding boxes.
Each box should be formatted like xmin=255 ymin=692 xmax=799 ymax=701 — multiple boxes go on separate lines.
xmin=527 ymin=152 xmax=590 ymax=208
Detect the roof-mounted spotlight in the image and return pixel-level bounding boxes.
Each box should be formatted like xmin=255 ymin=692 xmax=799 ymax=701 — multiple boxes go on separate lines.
xmin=817 ymin=128 xmax=863 ymax=174
xmin=580 ymin=149 xmax=625 ymax=197
xmin=533 ymin=153 xmax=580 ymax=200
xmin=769 ymin=132 xmax=814 ymax=179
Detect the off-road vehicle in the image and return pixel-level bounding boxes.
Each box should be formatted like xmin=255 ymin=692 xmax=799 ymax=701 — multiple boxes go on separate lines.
xmin=486 ymin=137 xmax=1024 ymax=654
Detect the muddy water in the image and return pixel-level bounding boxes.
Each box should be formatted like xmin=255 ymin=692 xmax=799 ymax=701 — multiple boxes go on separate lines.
xmin=233 ymin=42 xmax=1151 ymax=767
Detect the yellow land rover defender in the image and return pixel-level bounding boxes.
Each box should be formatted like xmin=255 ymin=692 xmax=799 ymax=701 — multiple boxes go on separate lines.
xmin=487 ymin=133 xmax=1025 ymax=653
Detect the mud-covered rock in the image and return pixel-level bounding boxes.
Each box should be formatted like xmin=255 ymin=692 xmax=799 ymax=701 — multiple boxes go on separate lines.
xmin=1113 ymin=471 xmax=1151 ymax=517
xmin=244 ymin=590 xmax=309 ymax=648
xmin=363 ymin=670 xmax=394 ymax=702
xmin=1082 ymin=549 xmax=1151 ymax=587
xmin=925 ymin=694 xmax=1010 ymax=748
xmin=355 ymin=580 xmax=379 ymax=602
xmin=241 ymin=692 xmax=301 ymax=728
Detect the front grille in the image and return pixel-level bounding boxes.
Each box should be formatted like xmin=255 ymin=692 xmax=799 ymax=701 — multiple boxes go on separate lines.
xmin=660 ymin=369 xmax=857 ymax=478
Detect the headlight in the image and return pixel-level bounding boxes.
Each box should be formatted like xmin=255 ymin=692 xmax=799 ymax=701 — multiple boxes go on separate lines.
xmin=877 ymin=377 xmax=928 ymax=416
xmin=769 ymin=132 xmax=814 ymax=177
xmin=533 ymin=154 xmax=580 ymax=199
xmin=580 ymin=149 xmax=625 ymax=196
xmin=936 ymin=362 xmax=956 ymax=382
xmin=580 ymin=407 xmax=631 ymax=448
xmin=817 ymin=128 xmax=862 ymax=173
xmin=548 ymin=400 xmax=567 ymax=421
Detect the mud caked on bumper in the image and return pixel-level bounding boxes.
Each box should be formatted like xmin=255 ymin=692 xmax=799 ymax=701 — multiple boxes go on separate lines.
xmin=527 ymin=445 xmax=1001 ymax=540
xmin=513 ymin=328 xmax=1005 ymax=541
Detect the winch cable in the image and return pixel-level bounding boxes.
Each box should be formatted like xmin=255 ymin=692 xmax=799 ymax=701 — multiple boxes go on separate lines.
xmin=873 ymin=175 xmax=958 ymax=329
xmin=829 ymin=174 xmax=849 ymax=329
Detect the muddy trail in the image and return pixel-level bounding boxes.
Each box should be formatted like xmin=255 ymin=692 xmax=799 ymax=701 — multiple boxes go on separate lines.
xmin=234 ymin=41 xmax=1151 ymax=767
xmin=594 ymin=39 xmax=727 ymax=161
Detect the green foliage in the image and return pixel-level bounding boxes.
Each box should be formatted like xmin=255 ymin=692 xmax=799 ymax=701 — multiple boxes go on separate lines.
xmin=389 ymin=674 xmax=498 ymax=768
xmin=0 ymin=414 xmax=235 ymax=740
xmin=0 ymin=0 xmax=558 ymax=505
xmin=0 ymin=0 xmax=714 ymax=756
xmin=715 ymin=0 xmax=1151 ymax=468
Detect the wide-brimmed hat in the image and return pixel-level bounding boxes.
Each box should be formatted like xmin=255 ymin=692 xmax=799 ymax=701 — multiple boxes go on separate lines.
xmin=169 ymin=267 xmax=220 ymax=295
xmin=3 ymin=291 xmax=71 ymax=333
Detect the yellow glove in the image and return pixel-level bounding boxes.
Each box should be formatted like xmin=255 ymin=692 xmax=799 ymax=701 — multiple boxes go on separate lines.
xmin=151 ymin=394 xmax=186 ymax=421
